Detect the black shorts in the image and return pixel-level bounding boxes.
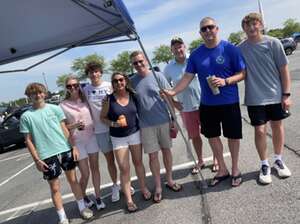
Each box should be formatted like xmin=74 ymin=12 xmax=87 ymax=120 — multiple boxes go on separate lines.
xmin=42 ymin=150 xmax=76 ymax=181
xmin=200 ymin=103 xmax=242 ymax=139
xmin=247 ymin=103 xmax=290 ymax=126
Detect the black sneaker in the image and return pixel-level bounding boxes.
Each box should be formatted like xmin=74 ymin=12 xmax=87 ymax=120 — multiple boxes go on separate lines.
xmin=84 ymin=196 xmax=94 ymax=208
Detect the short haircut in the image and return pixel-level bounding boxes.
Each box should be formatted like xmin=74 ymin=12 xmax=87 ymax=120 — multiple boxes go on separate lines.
xmin=200 ymin=17 xmax=217 ymax=27
xmin=25 ymin=82 xmax=47 ymax=97
xmin=241 ymin=13 xmax=263 ymax=29
xmin=84 ymin=61 xmax=103 ymax=76
xmin=129 ymin=50 xmax=144 ymax=60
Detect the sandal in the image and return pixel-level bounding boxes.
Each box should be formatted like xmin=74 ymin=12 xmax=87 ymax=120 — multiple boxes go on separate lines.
xmin=191 ymin=163 xmax=205 ymax=175
xmin=153 ymin=191 xmax=162 ymax=203
xmin=209 ymin=173 xmax=230 ymax=187
xmin=127 ymin=202 xmax=138 ymax=213
xmin=211 ymin=164 xmax=219 ymax=173
xmin=165 ymin=182 xmax=182 ymax=192
xmin=142 ymin=190 xmax=152 ymax=201
xmin=231 ymin=173 xmax=243 ymax=187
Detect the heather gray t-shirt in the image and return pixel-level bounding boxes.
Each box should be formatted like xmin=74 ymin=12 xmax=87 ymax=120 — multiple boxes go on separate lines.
xmin=238 ymin=35 xmax=288 ymax=106
xmin=130 ymin=72 xmax=171 ymax=128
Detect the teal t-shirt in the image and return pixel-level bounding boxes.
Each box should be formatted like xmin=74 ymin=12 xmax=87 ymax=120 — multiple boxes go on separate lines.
xmin=20 ymin=104 xmax=70 ymax=160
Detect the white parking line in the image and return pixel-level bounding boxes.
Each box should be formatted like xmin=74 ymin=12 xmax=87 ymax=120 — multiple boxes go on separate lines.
xmin=0 ymin=153 xmax=30 ymax=163
xmin=0 ymin=153 xmax=231 ymax=218
xmin=0 ymin=162 xmax=34 ymax=187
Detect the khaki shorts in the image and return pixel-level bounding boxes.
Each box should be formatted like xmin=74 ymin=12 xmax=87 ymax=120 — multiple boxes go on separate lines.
xmin=141 ymin=122 xmax=172 ymax=154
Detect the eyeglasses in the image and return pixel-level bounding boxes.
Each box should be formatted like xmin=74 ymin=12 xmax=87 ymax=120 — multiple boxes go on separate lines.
xmin=112 ymin=78 xmax=125 ymax=84
xmin=200 ymin=25 xmax=216 ymax=33
xmin=132 ymin=60 xmax=144 ymax=66
xmin=66 ymin=83 xmax=79 ymax=90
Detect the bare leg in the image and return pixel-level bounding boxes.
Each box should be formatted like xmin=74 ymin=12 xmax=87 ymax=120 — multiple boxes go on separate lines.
xmin=161 ymin=148 xmax=175 ymax=186
xmin=208 ymin=137 xmax=228 ymax=176
xmin=64 ymin=169 xmax=83 ymax=200
xmin=270 ymin=120 xmax=284 ymax=155
xmin=48 ymin=178 xmax=64 ymax=210
xmin=227 ymin=139 xmax=240 ymax=176
xmin=104 ymin=151 xmax=118 ymax=184
xmin=114 ymin=148 xmax=132 ymax=204
xmin=254 ymin=124 xmax=268 ymax=161
xmin=191 ymin=136 xmax=204 ymax=166
xmin=78 ymin=158 xmax=90 ymax=197
xmin=88 ymin=152 xmax=101 ymax=198
xmin=148 ymin=151 xmax=162 ymax=193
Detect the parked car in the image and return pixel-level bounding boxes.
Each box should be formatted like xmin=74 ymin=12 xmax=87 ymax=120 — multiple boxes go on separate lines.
xmin=280 ymin=38 xmax=297 ymax=55
xmin=292 ymin=32 xmax=300 ymax=43
xmin=0 ymin=105 xmax=31 ymax=151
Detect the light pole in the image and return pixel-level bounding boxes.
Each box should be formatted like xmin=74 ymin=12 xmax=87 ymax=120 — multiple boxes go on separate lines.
xmin=42 ymin=72 xmax=49 ymax=91
xmin=258 ymin=0 xmax=266 ymax=34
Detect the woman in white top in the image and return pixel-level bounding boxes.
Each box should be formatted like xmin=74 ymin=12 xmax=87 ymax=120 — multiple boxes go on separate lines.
xmin=60 ymin=76 xmax=105 ymax=210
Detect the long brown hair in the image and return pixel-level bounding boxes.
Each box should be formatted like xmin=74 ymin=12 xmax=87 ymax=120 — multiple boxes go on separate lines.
xmin=111 ymin=72 xmax=136 ymax=95
xmin=64 ymin=75 xmax=86 ymax=102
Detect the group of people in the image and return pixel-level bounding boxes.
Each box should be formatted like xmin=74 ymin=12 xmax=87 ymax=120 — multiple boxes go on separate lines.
xmin=19 ymin=12 xmax=292 ymax=224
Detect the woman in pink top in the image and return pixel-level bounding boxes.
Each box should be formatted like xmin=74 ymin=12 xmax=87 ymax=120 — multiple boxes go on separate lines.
xmin=60 ymin=76 xmax=105 ymax=210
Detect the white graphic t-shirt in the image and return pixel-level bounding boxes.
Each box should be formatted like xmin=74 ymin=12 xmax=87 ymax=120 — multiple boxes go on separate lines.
xmin=83 ymin=81 xmax=112 ymax=133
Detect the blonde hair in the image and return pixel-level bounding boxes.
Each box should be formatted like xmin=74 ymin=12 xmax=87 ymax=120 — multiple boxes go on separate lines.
xmin=241 ymin=13 xmax=263 ymax=29
xmin=64 ymin=75 xmax=86 ymax=102
xmin=25 ymin=82 xmax=47 ymax=97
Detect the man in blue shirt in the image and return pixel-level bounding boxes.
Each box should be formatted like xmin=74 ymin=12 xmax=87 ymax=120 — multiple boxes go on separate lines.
xmin=165 ymin=17 xmax=245 ymax=187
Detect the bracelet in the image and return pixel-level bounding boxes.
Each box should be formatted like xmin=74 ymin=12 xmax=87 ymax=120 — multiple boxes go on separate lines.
xmin=282 ymin=93 xmax=291 ymax=97
xmin=225 ymin=78 xmax=230 ymax=86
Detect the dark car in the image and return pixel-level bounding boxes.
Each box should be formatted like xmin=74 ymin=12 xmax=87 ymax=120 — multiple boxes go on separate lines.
xmin=280 ymin=38 xmax=297 ymax=55
xmin=292 ymin=32 xmax=300 ymax=43
xmin=0 ymin=105 xmax=31 ymax=151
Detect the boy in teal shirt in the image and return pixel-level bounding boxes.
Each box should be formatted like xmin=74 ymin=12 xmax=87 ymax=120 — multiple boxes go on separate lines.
xmin=20 ymin=83 xmax=93 ymax=224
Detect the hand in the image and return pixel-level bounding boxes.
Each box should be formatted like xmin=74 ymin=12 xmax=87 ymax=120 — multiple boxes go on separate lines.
xmin=160 ymin=89 xmax=176 ymax=97
xmin=282 ymin=96 xmax=292 ymax=112
xmin=173 ymin=100 xmax=183 ymax=111
xmin=35 ymin=159 xmax=49 ymax=172
xmin=211 ymin=76 xmax=226 ymax=87
xmin=72 ymin=146 xmax=80 ymax=161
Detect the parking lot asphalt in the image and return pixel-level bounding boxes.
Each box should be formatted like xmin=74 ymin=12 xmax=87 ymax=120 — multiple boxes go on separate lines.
xmin=0 ymin=48 xmax=299 ymax=224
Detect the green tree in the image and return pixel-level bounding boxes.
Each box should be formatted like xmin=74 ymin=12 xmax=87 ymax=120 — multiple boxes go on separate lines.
xmin=228 ymin=31 xmax=244 ymax=45
xmin=188 ymin=38 xmax=204 ymax=53
xmin=71 ymin=53 xmax=107 ymax=80
xmin=56 ymin=73 xmax=72 ymax=89
xmin=110 ymin=51 xmax=132 ymax=74
xmin=282 ymin=18 xmax=300 ymax=37
xmin=267 ymin=28 xmax=284 ymax=39
xmin=152 ymin=45 xmax=173 ymax=65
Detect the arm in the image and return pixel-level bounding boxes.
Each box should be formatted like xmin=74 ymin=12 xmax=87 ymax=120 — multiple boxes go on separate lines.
xmin=279 ymin=64 xmax=292 ymax=111
xmin=100 ymin=96 xmax=120 ymax=128
xmin=60 ymin=121 xmax=79 ymax=161
xmin=164 ymin=73 xmax=194 ymax=97
xmin=211 ymin=70 xmax=246 ymax=87
xmin=25 ymin=133 xmax=48 ymax=172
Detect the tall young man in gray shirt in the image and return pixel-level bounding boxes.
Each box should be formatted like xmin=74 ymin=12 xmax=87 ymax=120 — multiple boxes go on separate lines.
xmin=239 ymin=13 xmax=292 ymax=184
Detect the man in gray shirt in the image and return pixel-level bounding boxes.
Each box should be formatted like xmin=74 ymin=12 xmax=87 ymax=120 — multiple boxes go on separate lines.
xmin=239 ymin=12 xmax=292 ymax=184
xmin=130 ymin=51 xmax=182 ymax=203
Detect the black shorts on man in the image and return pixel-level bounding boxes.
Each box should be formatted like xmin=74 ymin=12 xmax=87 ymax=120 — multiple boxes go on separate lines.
xmin=200 ymin=103 xmax=242 ymax=139
xmin=247 ymin=103 xmax=290 ymax=126
xmin=43 ymin=150 xmax=76 ymax=180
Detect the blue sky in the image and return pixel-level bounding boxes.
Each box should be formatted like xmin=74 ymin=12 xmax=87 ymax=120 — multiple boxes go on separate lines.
xmin=0 ymin=0 xmax=299 ymax=103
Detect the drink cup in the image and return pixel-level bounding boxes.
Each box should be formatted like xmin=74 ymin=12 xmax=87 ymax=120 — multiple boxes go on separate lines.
xmin=206 ymin=75 xmax=220 ymax=95
xmin=118 ymin=115 xmax=127 ymax=127
xmin=77 ymin=120 xmax=85 ymax=130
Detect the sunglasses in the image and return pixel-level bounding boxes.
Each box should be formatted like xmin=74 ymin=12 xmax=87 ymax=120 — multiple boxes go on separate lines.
xmin=200 ymin=25 xmax=216 ymax=33
xmin=132 ymin=60 xmax=144 ymax=66
xmin=112 ymin=78 xmax=125 ymax=84
xmin=66 ymin=83 xmax=79 ymax=90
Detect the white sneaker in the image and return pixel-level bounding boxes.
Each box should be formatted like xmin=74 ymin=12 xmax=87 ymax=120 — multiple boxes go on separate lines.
xmin=80 ymin=207 xmax=93 ymax=220
xmin=130 ymin=186 xmax=135 ymax=196
xmin=58 ymin=219 xmax=69 ymax=224
xmin=273 ymin=160 xmax=291 ymax=178
xmin=96 ymin=198 xmax=106 ymax=210
xmin=259 ymin=165 xmax=272 ymax=184
xmin=111 ymin=184 xmax=120 ymax=202
xmin=83 ymin=196 xmax=94 ymax=208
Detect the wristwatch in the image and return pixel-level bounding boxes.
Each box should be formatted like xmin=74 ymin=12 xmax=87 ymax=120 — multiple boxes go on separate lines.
xmin=282 ymin=93 xmax=291 ymax=97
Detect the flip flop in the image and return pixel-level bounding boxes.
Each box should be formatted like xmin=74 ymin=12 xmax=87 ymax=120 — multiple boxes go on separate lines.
xmin=209 ymin=174 xmax=230 ymax=187
xmin=142 ymin=190 xmax=152 ymax=201
xmin=153 ymin=191 xmax=162 ymax=203
xmin=127 ymin=202 xmax=138 ymax=212
xmin=211 ymin=164 xmax=219 ymax=173
xmin=165 ymin=182 xmax=182 ymax=192
xmin=191 ymin=163 xmax=205 ymax=175
xmin=231 ymin=173 xmax=243 ymax=187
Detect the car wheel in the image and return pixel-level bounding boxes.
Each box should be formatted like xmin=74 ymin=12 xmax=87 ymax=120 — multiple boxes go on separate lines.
xmin=285 ymin=48 xmax=293 ymax=55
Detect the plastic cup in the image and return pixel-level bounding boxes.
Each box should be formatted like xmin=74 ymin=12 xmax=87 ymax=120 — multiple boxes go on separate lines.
xmin=206 ymin=75 xmax=220 ymax=95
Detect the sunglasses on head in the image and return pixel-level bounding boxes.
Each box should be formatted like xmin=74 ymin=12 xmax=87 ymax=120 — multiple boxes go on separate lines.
xmin=66 ymin=83 xmax=79 ymax=89
xmin=132 ymin=60 xmax=144 ymax=66
xmin=112 ymin=77 xmax=125 ymax=84
xmin=200 ymin=25 xmax=216 ymax=32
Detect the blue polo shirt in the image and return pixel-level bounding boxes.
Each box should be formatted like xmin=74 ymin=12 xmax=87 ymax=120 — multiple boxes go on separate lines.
xmin=186 ymin=40 xmax=245 ymax=106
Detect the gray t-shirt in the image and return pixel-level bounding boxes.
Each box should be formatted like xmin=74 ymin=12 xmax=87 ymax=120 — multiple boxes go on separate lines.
xmin=238 ymin=35 xmax=288 ymax=106
xmin=164 ymin=58 xmax=201 ymax=112
xmin=130 ymin=71 xmax=171 ymax=128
